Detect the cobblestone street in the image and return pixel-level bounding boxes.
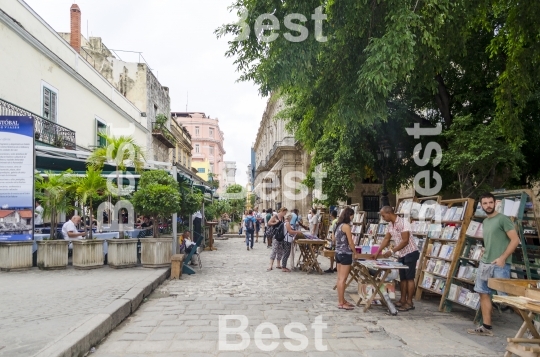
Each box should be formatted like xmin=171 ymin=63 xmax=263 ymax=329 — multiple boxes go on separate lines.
xmin=93 ymin=238 xmax=521 ymax=357
xmin=0 ymin=266 xmax=167 ymax=357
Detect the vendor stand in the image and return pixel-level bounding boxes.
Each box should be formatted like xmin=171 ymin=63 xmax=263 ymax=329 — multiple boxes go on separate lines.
xmin=295 ymin=238 xmax=325 ymax=274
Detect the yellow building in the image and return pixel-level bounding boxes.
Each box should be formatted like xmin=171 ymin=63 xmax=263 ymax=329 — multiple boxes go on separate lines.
xmin=191 ymin=160 xmax=211 ymax=181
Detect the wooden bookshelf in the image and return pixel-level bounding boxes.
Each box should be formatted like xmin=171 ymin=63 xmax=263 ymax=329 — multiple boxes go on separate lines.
xmin=415 ymin=198 xmax=475 ymax=312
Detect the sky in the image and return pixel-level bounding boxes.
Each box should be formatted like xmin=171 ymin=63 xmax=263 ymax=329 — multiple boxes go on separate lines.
xmin=24 ymin=0 xmax=268 ymax=186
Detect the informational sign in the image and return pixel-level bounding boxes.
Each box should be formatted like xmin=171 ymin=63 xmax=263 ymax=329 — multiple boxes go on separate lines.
xmin=0 ymin=116 xmax=34 ymax=241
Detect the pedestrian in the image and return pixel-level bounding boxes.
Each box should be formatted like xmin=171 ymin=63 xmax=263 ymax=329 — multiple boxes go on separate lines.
xmin=373 ymin=206 xmax=420 ymax=312
xmin=244 ymin=210 xmax=256 ymax=251
xmin=264 ymin=208 xmax=273 ymax=247
xmin=34 ymin=200 xmax=44 ymax=228
xmin=334 ymin=207 xmax=356 ymax=310
xmin=267 ymin=207 xmax=288 ymax=270
xmin=253 ymin=207 xmax=261 ymax=243
xmin=324 ymin=210 xmax=339 ymax=273
xmin=281 ymin=212 xmax=304 ymax=272
xmin=309 ymin=208 xmax=320 ymax=237
xmin=293 ymin=209 xmax=309 ymax=230
xmin=467 ymin=193 xmax=519 ymax=336
xmin=239 ymin=210 xmax=247 ymax=235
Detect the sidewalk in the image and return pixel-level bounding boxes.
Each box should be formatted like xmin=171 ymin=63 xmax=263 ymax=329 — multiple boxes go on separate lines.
xmin=92 ymin=239 xmax=522 ymax=356
xmin=0 ymin=266 xmax=169 ymax=357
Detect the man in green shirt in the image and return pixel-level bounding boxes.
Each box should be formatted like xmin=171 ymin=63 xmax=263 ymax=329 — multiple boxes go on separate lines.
xmin=468 ymin=193 xmax=519 ymax=336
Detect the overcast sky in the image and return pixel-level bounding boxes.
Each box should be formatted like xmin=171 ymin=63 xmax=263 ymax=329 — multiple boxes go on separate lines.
xmin=24 ymin=0 xmax=267 ymax=186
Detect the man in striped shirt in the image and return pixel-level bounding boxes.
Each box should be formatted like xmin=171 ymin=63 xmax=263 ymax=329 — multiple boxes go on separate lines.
xmin=373 ymin=206 xmax=419 ymax=312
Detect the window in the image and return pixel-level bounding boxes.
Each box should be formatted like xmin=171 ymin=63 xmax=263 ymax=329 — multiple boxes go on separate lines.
xmin=209 ymin=127 xmax=214 ymax=137
xmin=195 ymin=144 xmax=200 ymax=153
xmin=210 ymin=163 xmax=214 ymax=173
xmin=209 ymin=146 xmax=214 ymax=155
xmin=42 ymin=83 xmax=58 ymax=122
xmin=197 ymin=168 xmax=205 ymax=173
xmin=95 ymin=118 xmax=107 ymax=147
xmin=195 ymin=126 xmax=200 ymax=136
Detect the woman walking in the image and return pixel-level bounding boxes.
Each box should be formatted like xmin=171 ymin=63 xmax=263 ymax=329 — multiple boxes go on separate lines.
xmin=334 ymin=207 xmax=356 ymax=310
xmin=267 ymin=207 xmax=288 ymax=271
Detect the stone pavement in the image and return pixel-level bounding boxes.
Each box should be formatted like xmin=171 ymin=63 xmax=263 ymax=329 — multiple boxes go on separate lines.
xmin=93 ymin=238 xmax=522 ymax=357
xmin=0 ymin=266 xmax=167 ymax=357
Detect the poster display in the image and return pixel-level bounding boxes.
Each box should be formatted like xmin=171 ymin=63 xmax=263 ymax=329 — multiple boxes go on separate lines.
xmin=0 ymin=116 xmax=34 ymax=241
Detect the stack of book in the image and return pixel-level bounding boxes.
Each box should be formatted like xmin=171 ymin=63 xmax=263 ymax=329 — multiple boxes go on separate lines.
xmin=427 ymin=224 xmax=443 ymax=238
xmin=465 ymin=221 xmax=484 ymax=238
xmin=396 ymin=199 xmax=414 ymax=215
xmin=467 ymin=243 xmax=485 ymax=261
xmin=426 ymin=259 xmax=451 ymax=276
xmin=442 ymin=205 xmax=467 ymax=221
xmin=429 ymin=242 xmax=456 ymax=260
xmin=440 ymin=225 xmax=461 ymax=240
xmin=352 ymin=213 xmax=365 ymax=224
xmin=366 ymin=224 xmax=378 ymax=235
xmin=421 ymin=273 xmax=446 ymax=293
xmin=377 ymin=224 xmax=387 ymax=235
xmin=352 ymin=225 xmax=363 ymax=234
xmin=412 ymin=221 xmax=429 ymax=235
xmin=457 ymin=264 xmax=478 ymax=282
xmin=448 ymin=284 xmax=480 ymax=309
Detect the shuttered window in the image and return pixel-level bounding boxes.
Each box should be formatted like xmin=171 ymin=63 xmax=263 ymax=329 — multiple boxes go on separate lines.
xmin=42 ymin=86 xmax=58 ymax=122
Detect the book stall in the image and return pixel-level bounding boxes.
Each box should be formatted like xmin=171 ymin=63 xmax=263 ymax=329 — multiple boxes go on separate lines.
xmin=414 ymin=198 xmax=475 ymax=311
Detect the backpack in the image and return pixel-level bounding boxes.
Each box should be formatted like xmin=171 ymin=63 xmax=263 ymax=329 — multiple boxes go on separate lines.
xmin=271 ymin=218 xmax=286 ymax=242
xmin=245 ymin=217 xmax=255 ymax=232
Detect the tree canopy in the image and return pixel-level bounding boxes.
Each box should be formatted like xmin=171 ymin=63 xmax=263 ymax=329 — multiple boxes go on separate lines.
xmin=218 ymin=0 xmax=540 ymax=203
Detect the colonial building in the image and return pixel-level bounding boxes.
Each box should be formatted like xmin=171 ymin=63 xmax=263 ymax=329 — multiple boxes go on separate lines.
xmin=223 ymin=161 xmax=237 ymax=190
xmin=170 ymin=117 xmax=193 ymax=171
xmin=0 ymin=1 xmax=149 ymax=155
xmin=252 ymin=95 xmax=312 ymax=214
xmin=58 ymin=6 xmax=173 ymax=163
xmin=172 ymin=112 xmax=226 ymax=192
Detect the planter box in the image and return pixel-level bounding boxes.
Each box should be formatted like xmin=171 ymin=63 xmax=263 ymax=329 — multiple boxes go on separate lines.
xmin=72 ymin=240 xmax=104 ymax=270
xmin=107 ymin=239 xmax=138 ymax=269
xmin=0 ymin=241 xmax=33 ymax=272
xmin=141 ymin=238 xmax=173 ymax=268
xmin=37 ymin=240 xmax=69 ymax=270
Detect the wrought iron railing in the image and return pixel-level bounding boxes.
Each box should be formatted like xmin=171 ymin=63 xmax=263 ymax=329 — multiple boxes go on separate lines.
xmin=151 ymin=122 xmax=176 ymax=148
xmin=0 ymin=98 xmax=76 ymax=149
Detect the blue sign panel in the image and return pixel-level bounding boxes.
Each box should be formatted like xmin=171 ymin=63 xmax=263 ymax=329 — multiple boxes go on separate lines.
xmin=0 ymin=116 xmax=34 ymax=241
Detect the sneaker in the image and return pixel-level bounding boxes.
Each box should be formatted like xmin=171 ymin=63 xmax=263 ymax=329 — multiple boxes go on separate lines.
xmin=467 ymin=325 xmax=493 ymax=336
xmin=333 ymin=268 xmax=337 ymax=272
xmin=324 ymin=268 xmax=334 ymax=273
xmin=247 ymin=247 xmax=249 ymax=251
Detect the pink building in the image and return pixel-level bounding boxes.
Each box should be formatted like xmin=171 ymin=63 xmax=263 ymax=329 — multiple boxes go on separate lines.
xmin=172 ymin=112 xmax=226 ymax=192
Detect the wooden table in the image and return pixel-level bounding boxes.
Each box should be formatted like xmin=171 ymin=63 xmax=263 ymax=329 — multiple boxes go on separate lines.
xmin=332 ymin=254 xmax=373 ymax=291
xmin=204 ymin=222 xmax=218 ymax=251
xmin=349 ymin=260 xmax=408 ymax=312
xmin=295 ymin=239 xmax=325 ymax=274
xmin=493 ymin=295 xmax=540 ymax=357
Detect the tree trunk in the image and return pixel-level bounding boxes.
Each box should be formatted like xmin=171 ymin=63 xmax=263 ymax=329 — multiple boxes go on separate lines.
xmin=434 ymin=74 xmax=453 ymax=127
xmin=89 ymin=201 xmax=93 ymax=240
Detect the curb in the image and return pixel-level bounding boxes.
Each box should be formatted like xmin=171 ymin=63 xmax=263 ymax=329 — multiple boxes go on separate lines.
xmin=33 ymin=268 xmax=170 ymax=357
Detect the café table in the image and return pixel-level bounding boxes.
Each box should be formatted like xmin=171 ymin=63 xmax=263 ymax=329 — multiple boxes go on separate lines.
xmin=332 ymin=254 xmax=373 ymax=291
xmin=295 ymin=239 xmax=326 ymax=274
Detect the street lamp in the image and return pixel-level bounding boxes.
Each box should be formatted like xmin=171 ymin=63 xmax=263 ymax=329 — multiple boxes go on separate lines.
xmin=377 ymin=143 xmax=405 ymax=208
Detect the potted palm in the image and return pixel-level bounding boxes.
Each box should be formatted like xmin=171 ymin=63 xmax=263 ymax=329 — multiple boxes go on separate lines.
xmin=87 ymin=133 xmax=145 ymax=236
xmin=71 ymin=168 xmax=109 ymax=270
xmin=34 ymin=171 xmax=74 ymax=270
xmin=132 ymin=170 xmax=181 ymax=268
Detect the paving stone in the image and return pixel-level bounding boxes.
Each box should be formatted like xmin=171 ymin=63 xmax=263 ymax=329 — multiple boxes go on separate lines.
xmin=147 ymin=333 xmax=175 ymax=341
xmin=119 ymin=333 xmax=147 ymax=341
xmin=126 ymin=340 xmax=172 ymax=353
xmin=363 ymin=349 xmax=406 ymax=357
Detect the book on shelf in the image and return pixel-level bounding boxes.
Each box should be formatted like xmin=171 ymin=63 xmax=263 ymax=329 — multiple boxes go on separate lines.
xmin=457 ymin=265 xmax=466 ymax=278
xmin=503 ymin=199 xmax=521 ymax=218
xmin=448 ymin=283 xmax=459 ymax=300
xmin=440 ymin=262 xmax=450 ymax=276
xmin=437 ymin=279 xmax=446 ymax=293
xmin=465 ymin=221 xmax=482 ymax=237
xmin=426 ymin=259 xmax=436 ymax=272
xmin=451 ymin=226 xmax=462 ymax=240
xmin=461 ymin=201 xmax=468 ymax=220
xmin=441 ymin=225 xmax=456 ymax=240
xmin=410 ymin=202 xmax=422 ymax=219
xmin=434 ymin=260 xmax=444 ymax=274
xmin=438 ymin=245 xmax=449 ymax=259
xmin=458 ymin=287 xmax=470 ymax=303
xmin=428 ymin=224 xmax=442 ymax=238
xmin=475 ymin=202 xmax=487 ymax=217
xmin=475 ymin=224 xmax=484 ymax=238
xmin=469 ymin=244 xmax=485 ymax=261
xmin=464 ymin=292 xmax=474 ymax=306
xmin=452 ymin=207 xmax=464 ymax=221
xmin=495 ymin=200 xmax=503 ymax=213
xmin=470 ymin=293 xmax=480 ymax=309
xmin=432 ymin=278 xmax=441 ymax=291
xmin=444 ymin=207 xmax=457 ymax=221
xmin=445 ymin=244 xmax=455 ymax=259
xmin=416 ymin=237 xmax=425 ymax=251
xmin=434 ymin=204 xmax=449 ymax=222
xmin=431 ymin=242 xmax=442 ymax=256
xmin=422 ymin=274 xmax=434 ymax=289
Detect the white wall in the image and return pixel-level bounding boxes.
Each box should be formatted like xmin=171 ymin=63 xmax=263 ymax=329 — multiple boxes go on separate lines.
xmin=0 ymin=0 xmax=149 ymax=151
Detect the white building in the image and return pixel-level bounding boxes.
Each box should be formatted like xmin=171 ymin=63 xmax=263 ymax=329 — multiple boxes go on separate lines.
xmin=223 ymin=161 xmax=237 ymax=190
xmin=0 ymin=1 xmax=149 ymax=154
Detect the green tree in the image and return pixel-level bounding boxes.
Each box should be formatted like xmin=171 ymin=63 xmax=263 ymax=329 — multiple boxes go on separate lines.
xmin=218 ymin=0 xmax=540 ymax=201
xmin=35 ymin=171 xmax=75 ymax=240
xmin=131 ymin=170 xmax=181 ymax=238
xmin=76 ymin=168 xmax=109 ymax=239
xmin=87 ymin=134 xmax=145 ymax=197
xmin=224 ymin=184 xmax=246 ymax=222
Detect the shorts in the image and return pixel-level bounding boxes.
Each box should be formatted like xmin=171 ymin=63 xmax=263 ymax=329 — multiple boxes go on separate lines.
xmin=335 ymin=253 xmax=353 ymax=266
xmin=474 ymin=263 xmax=511 ymax=295
xmin=397 ymin=250 xmax=420 ymax=281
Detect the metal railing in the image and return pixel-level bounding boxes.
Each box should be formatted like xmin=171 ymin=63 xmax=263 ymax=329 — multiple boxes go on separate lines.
xmin=0 ymin=98 xmax=76 ymax=149
xmin=258 ymin=137 xmax=296 ymax=170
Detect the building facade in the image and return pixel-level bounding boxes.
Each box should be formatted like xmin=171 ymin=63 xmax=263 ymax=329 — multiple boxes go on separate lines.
xmin=169 ymin=117 xmax=193 ymax=171
xmin=173 ymin=112 xmax=226 ymax=192
xmin=252 ymin=95 xmax=312 ymax=214
xmin=0 ymin=1 xmax=149 ymax=154
xmin=223 ymin=161 xmax=237 ymax=190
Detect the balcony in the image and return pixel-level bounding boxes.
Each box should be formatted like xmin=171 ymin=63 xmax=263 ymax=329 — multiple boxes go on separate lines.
xmin=152 ymin=123 xmax=176 ymax=148
xmin=256 ymin=137 xmax=296 ymax=172
xmin=0 ymin=98 xmax=76 ymax=149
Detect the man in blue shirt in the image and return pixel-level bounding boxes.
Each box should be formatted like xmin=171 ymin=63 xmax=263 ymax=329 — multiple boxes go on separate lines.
xmin=290 ymin=209 xmax=298 ymax=230
xmin=244 ymin=210 xmax=257 ymax=251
